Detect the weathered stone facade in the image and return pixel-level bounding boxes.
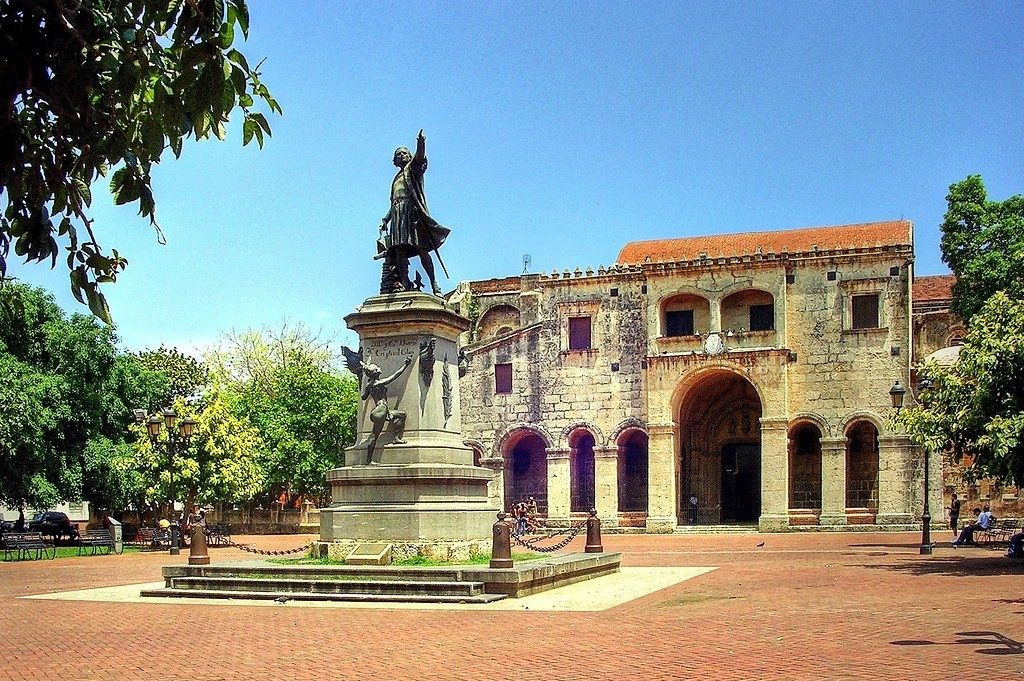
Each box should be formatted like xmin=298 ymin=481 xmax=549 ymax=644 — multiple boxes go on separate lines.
xmin=452 ymin=221 xmax=941 ymax=532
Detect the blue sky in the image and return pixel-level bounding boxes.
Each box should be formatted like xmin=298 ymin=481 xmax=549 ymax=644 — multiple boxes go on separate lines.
xmin=9 ymin=1 xmax=1023 ymax=353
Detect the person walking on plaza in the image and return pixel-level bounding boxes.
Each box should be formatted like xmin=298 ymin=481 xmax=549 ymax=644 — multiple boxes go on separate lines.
xmin=948 ymin=492 xmax=961 ymax=540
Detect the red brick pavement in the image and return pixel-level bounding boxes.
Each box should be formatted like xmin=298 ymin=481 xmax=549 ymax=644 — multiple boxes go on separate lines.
xmin=1 ymin=532 xmax=1021 ymax=680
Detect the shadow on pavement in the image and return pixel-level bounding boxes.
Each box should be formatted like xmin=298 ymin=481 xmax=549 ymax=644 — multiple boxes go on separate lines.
xmin=858 ymin=555 xmax=1024 ymax=577
xmin=892 ymin=631 xmax=1023 ymax=655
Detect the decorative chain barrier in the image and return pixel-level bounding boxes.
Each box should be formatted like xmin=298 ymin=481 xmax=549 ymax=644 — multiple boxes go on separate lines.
xmin=224 ymin=540 xmax=314 ymax=556
xmin=510 ymin=520 xmax=587 ymax=553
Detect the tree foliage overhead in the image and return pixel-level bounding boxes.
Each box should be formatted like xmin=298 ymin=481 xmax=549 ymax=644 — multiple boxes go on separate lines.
xmin=0 ymin=0 xmax=280 ymax=322
xmin=940 ymin=175 xmax=1024 ymax=323
xmin=898 ymin=292 xmax=1024 ymax=485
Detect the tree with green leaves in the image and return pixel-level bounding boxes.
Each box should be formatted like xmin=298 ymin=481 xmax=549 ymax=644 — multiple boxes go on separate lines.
xmin=940 ymin=175 xmax=1024 ymax=323
xmin=898 ymin=292 xmax=1024 ymax=485
xmin=0 ymin=283 xmax=167 ymax=508
xmin=208 ymin=324 xmax=359 ymax=503
xmin=0 ymin=0 xmax=280 ymax=323
xmin=137 ymin=345 xmax=209 ymax=403
xmin=129 ymin=389 xmax=265 ymax=511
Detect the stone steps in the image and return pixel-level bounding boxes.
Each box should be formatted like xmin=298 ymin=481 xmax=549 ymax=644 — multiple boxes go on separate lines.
xmin=146 ymin=552 xmax=622 ymax=602
xmin=140 ymin=587 xmax=507 ymax=604
xmin=673 ymin=524 xmax=761 ymax=535
xmin=166 ymin=576 xmax=487 ymax=597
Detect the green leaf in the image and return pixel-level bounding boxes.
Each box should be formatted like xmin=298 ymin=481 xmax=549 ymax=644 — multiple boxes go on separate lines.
xmin=231 ymin=0 xmax=250 ymax=39
xmin=242 ymin=118 xmax=256 ymax=146
xmin=85 ymin=285 xmax=114 ymax=325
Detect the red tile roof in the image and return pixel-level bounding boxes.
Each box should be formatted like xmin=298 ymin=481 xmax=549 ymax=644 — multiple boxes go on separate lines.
xmin=616 ymin=220 xmax=913 ymax=265
xmin=914 ymin=274 xmax=956 ymax=302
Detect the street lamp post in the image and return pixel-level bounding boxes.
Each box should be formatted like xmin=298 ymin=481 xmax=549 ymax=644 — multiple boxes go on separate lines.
xmin=890 ymin=378 xmax=933 ymax=556
xmin=135 ymin=408 xmax=197 ymax=556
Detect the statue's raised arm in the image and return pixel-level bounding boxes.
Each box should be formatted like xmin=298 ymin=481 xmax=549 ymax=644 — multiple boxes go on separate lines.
xmin=414 ymin=128 xmax=426 ymax=164
xmin=376 ymin=129 xmax=451 ymax=297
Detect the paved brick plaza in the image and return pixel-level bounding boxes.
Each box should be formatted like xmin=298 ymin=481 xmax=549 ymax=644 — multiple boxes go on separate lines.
xmin=1 ymin=532 xmax=1021 ymax=680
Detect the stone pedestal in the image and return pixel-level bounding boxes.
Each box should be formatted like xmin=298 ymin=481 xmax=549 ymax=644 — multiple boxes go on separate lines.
xmin=320 ymin=292 xmax=497 ymax=550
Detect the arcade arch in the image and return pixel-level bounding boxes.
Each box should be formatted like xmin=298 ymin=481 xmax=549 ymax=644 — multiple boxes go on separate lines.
xmin=678 ymin=369 xmax=763 ymax=524
xmin=502 ymin=430 xmax=548 ymax=514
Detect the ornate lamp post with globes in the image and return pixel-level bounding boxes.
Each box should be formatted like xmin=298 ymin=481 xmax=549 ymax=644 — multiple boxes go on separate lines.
xmin=889 ymin=378 xmax=934 ymax=555
xmin=133 ymin=407 xmax=197 ymax=556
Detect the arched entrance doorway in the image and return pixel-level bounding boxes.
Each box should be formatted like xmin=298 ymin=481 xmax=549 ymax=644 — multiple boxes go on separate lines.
xmin=503 ymin=431 xmax=548 ymax=514
xmin=569 ymin=429 xmax=596 ymax=513
xmin=617 ymin=429 xmax=649 ymax=513
xmin=679 ymin=369 xmax=763 ymax=524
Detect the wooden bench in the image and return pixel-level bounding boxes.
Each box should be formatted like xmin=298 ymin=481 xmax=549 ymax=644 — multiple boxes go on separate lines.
xmin=2 ymin=532 xmax=56 ymax=561
xmin=77 ymin=529 xmax=115 ymax=556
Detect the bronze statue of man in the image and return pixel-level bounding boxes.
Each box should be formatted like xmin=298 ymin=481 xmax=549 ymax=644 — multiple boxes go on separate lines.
xmin=377 ymin=129 xmax=450 ymax=295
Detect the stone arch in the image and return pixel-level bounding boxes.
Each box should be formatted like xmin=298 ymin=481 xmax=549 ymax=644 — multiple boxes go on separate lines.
xmin=493 ymin=422 xmax=554 ymax=458
xmin=610 ymin=417 xmax=647 ymax=448
xmin=476 ymin=304 xmax=521 ymax=341
xmin=675 ymin=366 xmax=764 ymax=524
xmin=947 ymin=324 xmax=967 ymax=346
xmin=845 ymin=419 xmax=880 ymax=512
xmin=788 ymin=421 xmax=822 ymax=511
xmin=788 ymin=412 xmax=832 ymax=439
xmin=720 ymin=288 xmax=775 ymax=332
xmin=566 ymin=426 xmax=597 ymax=513
xmin=463 ymin=438 xmax=486 ymax=467
xmin=840 ymin=410 xmax=887 ymax=438
xmin=559 ymin=420 xmax=604 ymax=449
xmin=670 ymin=363 xmax=768 ymax=419
xmin=659 ymin=292 xmax=711 ymax=337
xmin=499 ymin=425 xmax=550 ymax=514
xmin=617 ymin=427 xmax=649 ymax=513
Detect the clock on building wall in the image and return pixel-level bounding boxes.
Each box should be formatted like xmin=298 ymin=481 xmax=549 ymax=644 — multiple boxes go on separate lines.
xmin=703 ymin=332 xmax=726 ymax=356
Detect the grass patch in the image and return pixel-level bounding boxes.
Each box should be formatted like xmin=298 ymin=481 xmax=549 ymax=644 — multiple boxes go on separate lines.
xmin=1 ymin=545 xmax=142 ymax=562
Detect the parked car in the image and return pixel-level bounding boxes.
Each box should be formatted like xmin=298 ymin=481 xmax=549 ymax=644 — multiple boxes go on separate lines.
xmin=29 ymin=511 xmax=80 ymax=542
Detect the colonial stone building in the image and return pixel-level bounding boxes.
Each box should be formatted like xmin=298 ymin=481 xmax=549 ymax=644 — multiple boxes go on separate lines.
xmin=452 ymin=220 xmax=950 ymax=532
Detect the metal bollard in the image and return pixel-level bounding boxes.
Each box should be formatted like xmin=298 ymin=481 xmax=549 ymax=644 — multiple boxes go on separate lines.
xmin=490 ymin=511 xmax=513 ymax=568
xmin=188 ymin=524 xmax=210 ymax=565
xmin=585 ymin=508 xmax=603 ymax=553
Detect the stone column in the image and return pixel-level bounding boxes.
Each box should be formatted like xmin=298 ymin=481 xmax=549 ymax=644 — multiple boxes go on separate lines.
xmin=759 ymin=417 xmax=789 ymax=531
xmin=819 ymin=437 xmax=848 ymax=526
xmin=594 ymin=447 xmax=619 ymax=527
xmin=646 ymin=423 xmax=677 ymax=533
xmin=709 ymin=296 xmax=722 ymax=333
xmin=546 ymin=447 xmax=571 ymax=526
xmin=877 ymin=435 xmax=914 ymax=526
xmin=480 ymin=456 xmax=505 ymax=511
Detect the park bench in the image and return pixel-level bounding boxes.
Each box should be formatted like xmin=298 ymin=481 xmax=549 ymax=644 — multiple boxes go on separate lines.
xmin=77 ymin=529 xmax=116 ymax=556
xmin=206 ymin=523 xmax=231 ymax=547
xmin=1 ymin=532 xmax=56 ymax=561
xmin=981 ymin=519 xmax=1018 ymax=544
